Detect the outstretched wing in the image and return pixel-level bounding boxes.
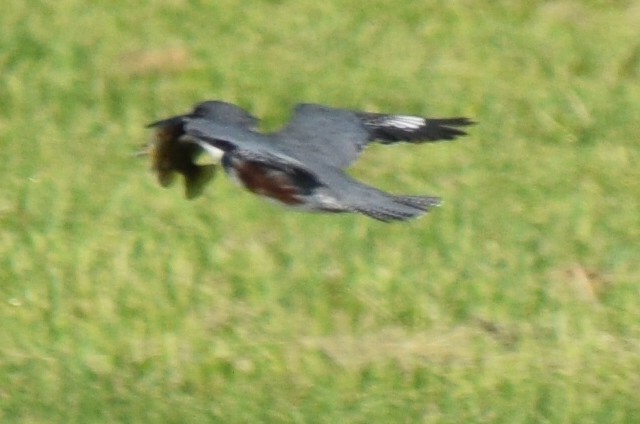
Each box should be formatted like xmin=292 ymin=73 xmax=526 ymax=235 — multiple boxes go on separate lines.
xmin=275 ymin=104 xmax=370 ymax=169
xmin=275 ymin=104 xmax=474 ymax=169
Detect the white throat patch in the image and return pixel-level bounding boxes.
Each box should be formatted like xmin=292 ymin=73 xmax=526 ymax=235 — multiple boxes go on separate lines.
xmin=194 ymin=140 xmax=224 ymax=161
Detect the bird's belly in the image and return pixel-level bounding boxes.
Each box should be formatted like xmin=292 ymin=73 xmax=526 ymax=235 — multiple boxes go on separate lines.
xmin=230 ymin=160 xmax=305 ymax=206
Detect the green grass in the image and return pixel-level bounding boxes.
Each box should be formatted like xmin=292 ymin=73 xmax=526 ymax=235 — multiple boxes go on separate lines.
xmin=2 ymin=0 xmax=640 ymax=422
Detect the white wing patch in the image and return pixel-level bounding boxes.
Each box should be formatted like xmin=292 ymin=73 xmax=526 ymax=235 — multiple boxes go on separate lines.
xmin=382 ymin=115 xmax=426 ymax=130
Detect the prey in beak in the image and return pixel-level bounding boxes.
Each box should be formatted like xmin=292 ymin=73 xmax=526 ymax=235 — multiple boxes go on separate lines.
xmin=144 ymin=114 xmax=217 ymax=199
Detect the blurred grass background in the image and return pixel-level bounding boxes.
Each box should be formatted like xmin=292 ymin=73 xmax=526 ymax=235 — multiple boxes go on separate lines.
xmin=1 ymin=0 xmax=640 ymax=422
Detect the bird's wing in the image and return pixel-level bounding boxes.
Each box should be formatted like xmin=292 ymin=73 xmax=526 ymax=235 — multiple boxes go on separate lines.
xmin=275 ymin=104 xmax=370 ymax=169
xmin=275 ymin=104 xmax=474 ymax=169
xmin=355 ymin=112 xmax=474 ymax=144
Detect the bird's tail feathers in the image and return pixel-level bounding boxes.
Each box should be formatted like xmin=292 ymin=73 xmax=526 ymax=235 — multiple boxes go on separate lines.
xmin=393 ymin=195 xmax=442 ymax=211
xmin=353 ymin=192 xmax=442 ymax=222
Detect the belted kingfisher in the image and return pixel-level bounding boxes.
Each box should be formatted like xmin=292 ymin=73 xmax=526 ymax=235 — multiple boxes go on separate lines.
xmin=146 ymin=101 xmax=474 ymax=222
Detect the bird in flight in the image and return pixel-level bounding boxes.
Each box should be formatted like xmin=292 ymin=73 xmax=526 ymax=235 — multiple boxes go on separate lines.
xmin=145 ymin=101 xmax=474 ymax=222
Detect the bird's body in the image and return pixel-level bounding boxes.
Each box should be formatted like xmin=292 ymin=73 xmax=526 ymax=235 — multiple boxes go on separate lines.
xmin=146 ymin=101 xmax=474 ymax=222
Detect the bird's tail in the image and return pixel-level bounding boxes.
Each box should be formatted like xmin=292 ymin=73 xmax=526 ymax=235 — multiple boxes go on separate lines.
xmin=354 ymin=194 xmax=441 ymax=222
xmin=339 ymin=176 xmax=441 ymax=222
xmin=183 ymin=164 xmax=216 ymax=199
